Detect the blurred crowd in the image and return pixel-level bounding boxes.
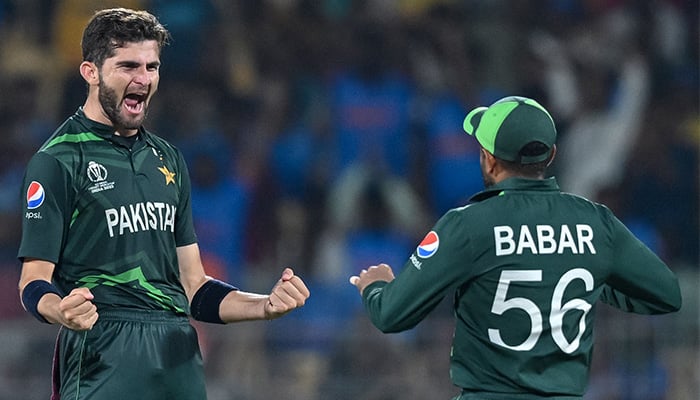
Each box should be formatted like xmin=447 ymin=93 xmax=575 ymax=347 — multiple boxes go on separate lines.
xmin=0 ymin=1 xmax=697 ymax=399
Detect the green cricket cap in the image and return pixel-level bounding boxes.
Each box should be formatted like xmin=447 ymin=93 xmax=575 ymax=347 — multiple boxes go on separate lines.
xmin=463 ymin=96 xmax=557 ymax=164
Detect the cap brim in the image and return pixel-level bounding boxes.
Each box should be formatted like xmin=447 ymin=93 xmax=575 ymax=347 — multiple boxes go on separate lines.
xmin=463 ymin=106 xmax=488 ymax=136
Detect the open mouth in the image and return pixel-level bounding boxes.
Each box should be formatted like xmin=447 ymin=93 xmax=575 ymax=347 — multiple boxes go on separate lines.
xmin=123 ymin=93 xmax=146 ymax=114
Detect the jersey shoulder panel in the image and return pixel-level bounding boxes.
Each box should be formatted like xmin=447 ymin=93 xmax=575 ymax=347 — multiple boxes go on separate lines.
xmin=33 ymin=115 xmax=111 ymax=189
xmin=38 ymin=115 xmax=106 ymax=154
xmin=558 ymin=191 xmax=618 ymax=236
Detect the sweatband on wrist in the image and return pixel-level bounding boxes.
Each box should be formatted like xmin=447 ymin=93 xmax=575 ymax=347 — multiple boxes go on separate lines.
xmin=190 ymin=279 xmax=238 ymax=324
xmin=22 ymin=280 xmax=61 ymax=324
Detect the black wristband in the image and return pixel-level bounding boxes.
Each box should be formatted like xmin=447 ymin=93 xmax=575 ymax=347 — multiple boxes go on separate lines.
xmin=21 ymin=280 xmax=61 ymax=323
xmin=190 ymin=279 xmax=238 ymax=324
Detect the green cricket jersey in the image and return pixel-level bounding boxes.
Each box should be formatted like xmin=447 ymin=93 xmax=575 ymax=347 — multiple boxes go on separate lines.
xmin=18 ymin=108 xmax=196 ymax=314
xmin=362 ymin=177 xmax=681 ymax=398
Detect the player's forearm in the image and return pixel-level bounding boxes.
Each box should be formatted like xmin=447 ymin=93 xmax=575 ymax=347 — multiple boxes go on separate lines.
xmin=218 ymin=290 xmax=270 ymax=323
xmin=19 ymin=260 xmax=64 ymax=324
xmin=189 ymin=268 xmax=308 ymax=324
xmin=362 ymin=281 xmax=420 ymax=333
xmin=35 ymin=292 xmax=63 ymax=324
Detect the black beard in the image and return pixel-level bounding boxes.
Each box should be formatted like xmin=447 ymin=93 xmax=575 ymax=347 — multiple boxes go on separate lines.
xmin=98 ymin=80 xmax=146 ymax=130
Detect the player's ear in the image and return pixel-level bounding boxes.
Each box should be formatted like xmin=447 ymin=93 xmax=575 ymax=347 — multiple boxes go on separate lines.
xmin=481 ymin=147 xmax=497 ymax=172
xmin=546 ymin=144 xmax=557 ymax=167
xmin=79 ymin=61 xmax=100 ymax=85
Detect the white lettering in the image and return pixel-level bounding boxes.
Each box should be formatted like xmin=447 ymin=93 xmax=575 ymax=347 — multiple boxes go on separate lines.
xmin=119 ymin=206 xmax=134 ymax=235
xmin=516 ymin=225 xmax=538 ymax=254
xmin=557 ymin=225 xmax=577 ymax=254
xmin=25 ymin=211 xmax=43 ymax=220
xmin=105 ymin=209 xmax=119 ymax=237
xmin=164 ymin=204 xmax=175 ymax=232
xmin=104 ymin=202 xmax=178 ymax=237
xmin=154 ymin=202 xmax=166 ymax=230
xmin=409 ymin=254 xmax=422 ymax=270
xmin=130 ymin=203 xmax=147 ymax=231
xmin=147 ymin=202 xmax=157 ymax=229
xmin=537 ymin=225 xmax=556 ymax=254
xmin=576 ymin=224 xmax=596 ymax=254
xmin=494 ymin=226 xmax=515 ymax=256
xmin=494 ymin=224 xmax=597 ymax=256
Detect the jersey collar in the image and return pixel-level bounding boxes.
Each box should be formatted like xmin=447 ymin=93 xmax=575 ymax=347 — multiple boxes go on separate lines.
xmin=74 ymin=107 xmax=156 ymax=149
xmin=469 ymin=176 xmax=560 ymax=202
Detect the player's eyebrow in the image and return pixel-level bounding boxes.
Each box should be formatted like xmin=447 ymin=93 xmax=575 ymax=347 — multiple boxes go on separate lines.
xmin=114 ymin=60 xmax=161 ymax=69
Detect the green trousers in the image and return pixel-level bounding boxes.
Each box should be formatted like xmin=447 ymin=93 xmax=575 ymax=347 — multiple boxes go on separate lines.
xmin=53 ymin=309 xmax=206 ymax=400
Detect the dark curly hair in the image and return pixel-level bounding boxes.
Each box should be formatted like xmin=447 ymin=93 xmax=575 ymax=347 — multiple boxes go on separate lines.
xmin=81 ymin=8 xmax=170 ymax=67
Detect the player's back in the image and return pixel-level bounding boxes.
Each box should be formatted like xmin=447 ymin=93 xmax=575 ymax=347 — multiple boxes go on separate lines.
xmin=448 ymin=177 xmax=678 ymax=398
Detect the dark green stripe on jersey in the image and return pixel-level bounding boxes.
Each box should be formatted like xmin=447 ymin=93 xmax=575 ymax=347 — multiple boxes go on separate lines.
xmin=18 ymin=108 xmax=197 ymax=314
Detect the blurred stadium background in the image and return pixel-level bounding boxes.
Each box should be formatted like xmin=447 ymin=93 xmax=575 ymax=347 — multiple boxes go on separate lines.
xmin=0 ymin=1 xmax=697 ymax=399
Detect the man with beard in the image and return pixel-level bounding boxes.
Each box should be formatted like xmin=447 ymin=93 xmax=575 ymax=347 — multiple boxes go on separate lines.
xmin=350 ymin=96 xmax=681 ymax=399
xmin=17 ymin=8 xmax=309 ymax=399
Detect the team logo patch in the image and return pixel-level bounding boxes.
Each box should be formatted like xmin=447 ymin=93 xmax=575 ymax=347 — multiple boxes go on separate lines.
xmin=158 ymin=166 xmax=176 ymax=185
xmin=26 ymin=181 xmax=45 ymax=209
xmin=417 ymin=231 xmax=439 ymax=258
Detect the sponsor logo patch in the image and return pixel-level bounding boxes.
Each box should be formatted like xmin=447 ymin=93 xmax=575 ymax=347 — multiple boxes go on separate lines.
xmin=417 ymin=231 xmax=439 ymax=258
xmin=26 ymin=181 xmax=45 ymax=209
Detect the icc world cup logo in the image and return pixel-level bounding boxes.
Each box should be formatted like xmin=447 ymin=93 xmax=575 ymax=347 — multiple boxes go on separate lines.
xmin=87 ymin=161 xmax=108 ymax=182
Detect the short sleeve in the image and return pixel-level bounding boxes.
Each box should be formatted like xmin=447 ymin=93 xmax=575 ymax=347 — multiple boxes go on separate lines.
xmin=17 ymin=152 xmax=73 ymax=263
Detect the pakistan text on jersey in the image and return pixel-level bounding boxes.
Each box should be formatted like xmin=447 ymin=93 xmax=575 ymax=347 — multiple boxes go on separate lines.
xmin=494 ymin=224 xmax=596 ymax=256
xmin=105 ymin=202 xmax=176 ymax=237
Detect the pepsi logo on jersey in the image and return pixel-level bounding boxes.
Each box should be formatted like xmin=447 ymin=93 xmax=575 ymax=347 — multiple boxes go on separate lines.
xmin=417 ymin=231 xmax=440 ymax=258
xmin=26 ymin=181 xmax=45 ymax=210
